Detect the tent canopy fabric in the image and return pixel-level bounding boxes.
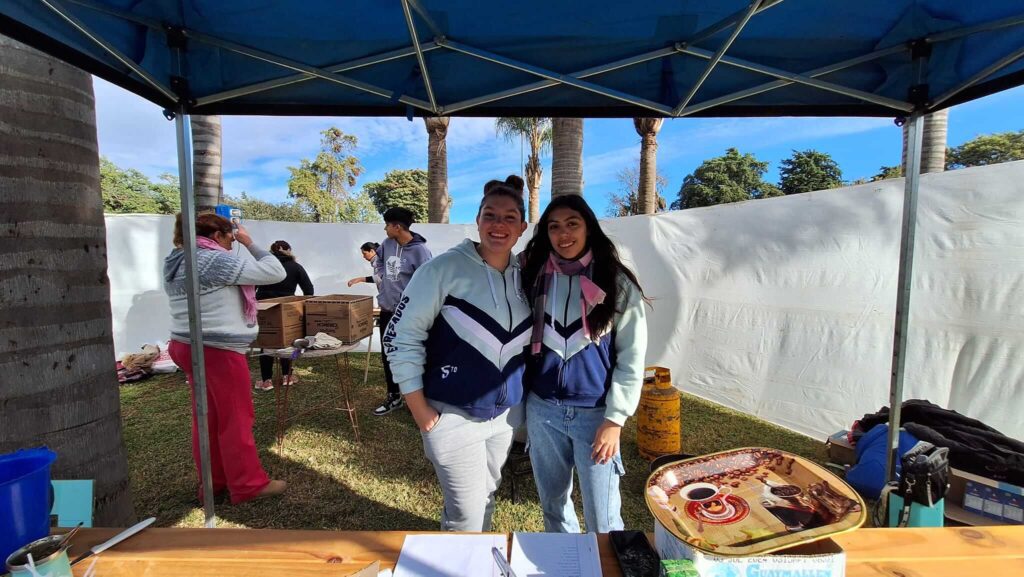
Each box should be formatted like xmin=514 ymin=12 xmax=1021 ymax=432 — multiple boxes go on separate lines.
xmin=3 ymin=1 xmax=1023 ymax=118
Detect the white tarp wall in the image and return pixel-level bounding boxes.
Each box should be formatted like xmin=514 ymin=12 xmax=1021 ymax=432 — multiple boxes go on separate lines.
xmin=105 ymin=161 xmax=1024 ymax=441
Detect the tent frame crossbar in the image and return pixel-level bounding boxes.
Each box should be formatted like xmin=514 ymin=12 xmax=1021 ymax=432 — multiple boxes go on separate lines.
xmin=47 ymin=0 xmax=1024 ymax=117
xmin=401 ymin=0 xmax=438 ymax=113
xmin=39 ymin=0 xmax=176 ymax=101
xmin=673 ymin=0 xmax=764 ymax=115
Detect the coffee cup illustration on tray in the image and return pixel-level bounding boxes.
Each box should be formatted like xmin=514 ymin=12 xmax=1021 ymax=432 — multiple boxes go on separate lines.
xmin=680 ymin=483 xmax=733 ymax=518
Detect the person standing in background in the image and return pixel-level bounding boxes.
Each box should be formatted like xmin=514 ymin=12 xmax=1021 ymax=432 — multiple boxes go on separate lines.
xmin=373 ymin=207 xmax=432 ymax=416
xmin=254 ymin=240 xmax=314 ymax=391
xmin=347 ymin=241 xmax=381 ymax=289
xmin=163 ymin=213 xmax=289 ymax=503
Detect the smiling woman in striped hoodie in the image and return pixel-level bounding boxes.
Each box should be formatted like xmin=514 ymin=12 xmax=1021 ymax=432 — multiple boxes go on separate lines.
xmin=383 ymin=175 xmax=531 ymax=532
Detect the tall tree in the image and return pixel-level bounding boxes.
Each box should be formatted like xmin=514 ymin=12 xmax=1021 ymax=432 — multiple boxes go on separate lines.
xmin=946 ymin=129 xmax=1024 ymax=169
xmin=672 ymin=148 xmax=782 ymax=209
xmin=286 ymin=127 xmax=364 ymax=222
xmin=606 ymin=166 xmax=668 ymax=217
xmin=778 ymin=150 xmax=844 ymax=195
xmin=364 ymin=169 xmax=430 ymax=222
xmin=191 ymin=115 xmax=223 ymax=211
xmin=495 ymin=117 xmax=551 ymax=222
xmin=0 ymin=35 xmax=134 ymax=525
xmin=424 ymin=117 xmax=450 ymax=223
xmin=551 ymin=118 xmax=584 ymax=198
xmin=902 ymin=110 xmax=948 ymax=174
xmin=100 ymin=157 xmax=180 ymax=214
xmin=223 ymin=192 xmax=311 ymax=222
xmin=633 ymin=118 xmax=664 ymax=214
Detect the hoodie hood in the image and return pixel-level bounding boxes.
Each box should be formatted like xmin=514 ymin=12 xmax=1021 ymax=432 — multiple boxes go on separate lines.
xmin=163 ymin=248 xmax=185 ymax=283
xmin=450 ymin=238 xmax=521 ymax=309
xmin=405 ymin=231 xmax=427 ymax=247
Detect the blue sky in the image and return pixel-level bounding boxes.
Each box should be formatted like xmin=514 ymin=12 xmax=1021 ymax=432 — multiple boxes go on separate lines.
xmin=94 ymin=78 xmax=1024 ymax=223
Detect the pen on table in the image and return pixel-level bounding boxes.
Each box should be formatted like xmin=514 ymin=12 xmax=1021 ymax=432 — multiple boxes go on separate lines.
xmin=492 ymin=546 xmax=517 ymax=577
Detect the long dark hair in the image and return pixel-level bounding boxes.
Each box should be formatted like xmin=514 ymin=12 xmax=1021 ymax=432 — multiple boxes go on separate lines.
xmin=360 ymin=241 xmax=380 ymax=253
xmin=521 ymin=195 xmax=646 ymax=337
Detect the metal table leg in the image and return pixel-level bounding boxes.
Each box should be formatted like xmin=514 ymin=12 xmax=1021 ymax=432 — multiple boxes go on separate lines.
xmin=336 ymin=353 xmax=361 ymax=442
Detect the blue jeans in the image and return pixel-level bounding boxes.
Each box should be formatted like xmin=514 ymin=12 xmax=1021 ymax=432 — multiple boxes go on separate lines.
xmin=526 ymin=393 xmax=625 ymax=533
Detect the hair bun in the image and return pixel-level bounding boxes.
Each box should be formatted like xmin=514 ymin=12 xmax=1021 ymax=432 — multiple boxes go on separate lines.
xmin=504 ymin=174 xmax=525 ymax=193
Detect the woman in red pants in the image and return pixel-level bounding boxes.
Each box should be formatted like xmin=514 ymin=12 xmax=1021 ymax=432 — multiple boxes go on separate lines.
xmin=163 ymin=213 xmax=289 ymax=504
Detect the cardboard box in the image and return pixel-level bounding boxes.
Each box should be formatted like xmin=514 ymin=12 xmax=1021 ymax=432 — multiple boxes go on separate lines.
xmin=254 ymin=296 xmax=312 ymax=348
xmin=654 ymin=522 xmax=846 ymax=577
xmin=946 ymin=468 xmax=1024 ymax=525
xmin=826 ymin=430 xmax=857 ymax=465
xmin=305 ymin=294 xmax=374 ymax=343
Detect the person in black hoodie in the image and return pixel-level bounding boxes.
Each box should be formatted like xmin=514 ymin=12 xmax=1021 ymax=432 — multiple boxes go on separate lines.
xmin=254 ymin=240 xmax=314 ymax=391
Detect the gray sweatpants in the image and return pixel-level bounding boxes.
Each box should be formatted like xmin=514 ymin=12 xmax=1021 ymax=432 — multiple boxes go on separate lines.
xmin=422 ymin=399 xmax=523 ymax=532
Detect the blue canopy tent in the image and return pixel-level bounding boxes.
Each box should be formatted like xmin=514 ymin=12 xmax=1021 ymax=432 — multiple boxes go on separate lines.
xmin=4 ymin=0 xmax=1023 ymax=527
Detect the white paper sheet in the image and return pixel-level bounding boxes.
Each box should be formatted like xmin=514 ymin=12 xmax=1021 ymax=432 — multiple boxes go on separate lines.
xmin=393 ymin=534 xmax=507 ymax=577
xmin=510 ymin=532 xmax=602 ymax=577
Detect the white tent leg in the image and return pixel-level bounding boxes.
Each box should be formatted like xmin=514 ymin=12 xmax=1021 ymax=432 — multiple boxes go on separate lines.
xmin=884 ymin=111 xmax=924 ymax=495
xmin=175 ymin=111 xmax=216 ymax=528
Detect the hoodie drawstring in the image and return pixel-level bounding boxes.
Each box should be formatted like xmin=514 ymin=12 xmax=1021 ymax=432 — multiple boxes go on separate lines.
xmin=485 ymin=267 xmax=498 ymax=308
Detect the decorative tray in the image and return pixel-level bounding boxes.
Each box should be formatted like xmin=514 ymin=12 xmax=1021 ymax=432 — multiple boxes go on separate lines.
xmin=645 ymin=448 xmax=865 ymax=556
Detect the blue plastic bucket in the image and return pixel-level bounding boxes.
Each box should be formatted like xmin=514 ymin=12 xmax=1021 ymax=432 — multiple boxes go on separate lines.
xmin=0 ymin=448 xmax=57 ymax=565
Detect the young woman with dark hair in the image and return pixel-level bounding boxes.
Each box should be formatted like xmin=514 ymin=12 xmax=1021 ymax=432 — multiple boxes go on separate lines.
xmin=520 ymin=194 xmax=648 ymax=533
xmin=347 ymin=241 xmax=381 ymax=288
xmin=383 ymin=175 xmax=532 ymax=532
xmin=254 ymin=239 xmax=315 ymax=391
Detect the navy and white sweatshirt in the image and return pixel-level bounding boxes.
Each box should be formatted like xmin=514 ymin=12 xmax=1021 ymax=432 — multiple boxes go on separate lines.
xmin=528 ymin=270 xmax=648 ymax=426
xmin=382 ymin=239 xmax=532 ymax=419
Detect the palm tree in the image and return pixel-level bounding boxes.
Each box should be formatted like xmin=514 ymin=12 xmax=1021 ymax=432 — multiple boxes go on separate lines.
xmin=424 ymin=116 xmax=450 ymax=223
xmin=0 ymin=35 xmax=135 ymax=525
xmin=633 ymin=118 xmax=664 ymax=214
xmin=902 ymin=109 xmax=948 ymax=174
xmin=551 ymin=118 xmax=584 ymax=198
xmin=191 ymin=115 xmax=223 ymax=211
xmin=495 ymin=117 xmax=551 ymax=222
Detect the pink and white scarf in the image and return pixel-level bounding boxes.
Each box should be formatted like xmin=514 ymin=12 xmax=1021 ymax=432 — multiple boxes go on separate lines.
xmin=196 ymin=236 xmax=259 ymax=326
xmin=529 ymin=251 xmax=606 ymax=355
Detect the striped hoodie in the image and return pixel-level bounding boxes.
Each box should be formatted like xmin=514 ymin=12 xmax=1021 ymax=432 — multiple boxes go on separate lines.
xmin=383 ymin=238 xmax=532 ymax=419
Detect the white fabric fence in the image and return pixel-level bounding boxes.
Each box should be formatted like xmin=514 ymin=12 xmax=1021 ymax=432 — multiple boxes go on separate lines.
xmin=105 ymin=161 xmax=1024 ymax=441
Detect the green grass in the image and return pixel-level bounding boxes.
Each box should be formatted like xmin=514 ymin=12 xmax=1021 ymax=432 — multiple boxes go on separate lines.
xmin=120 ymin=354 xmax=827 ymax=531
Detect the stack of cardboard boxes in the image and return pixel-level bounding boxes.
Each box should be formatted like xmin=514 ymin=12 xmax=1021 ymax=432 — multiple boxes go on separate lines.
xmin=252 ymin=294 xmax=373 ymax=349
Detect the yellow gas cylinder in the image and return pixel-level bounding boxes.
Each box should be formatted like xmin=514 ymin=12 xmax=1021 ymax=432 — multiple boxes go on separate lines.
xmin=636 ymin=366 xmax=681 ymax=460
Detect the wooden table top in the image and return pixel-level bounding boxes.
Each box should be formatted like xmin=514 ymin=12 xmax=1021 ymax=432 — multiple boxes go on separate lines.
xmin=62 ymin=526 xmax=1024 ymax=577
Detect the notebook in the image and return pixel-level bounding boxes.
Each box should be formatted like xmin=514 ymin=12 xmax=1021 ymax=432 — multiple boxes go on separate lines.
xmin=510 ymin=532 xmax=603 ymax=577
xmin=393 ymin=534 xmax=508 ymax=577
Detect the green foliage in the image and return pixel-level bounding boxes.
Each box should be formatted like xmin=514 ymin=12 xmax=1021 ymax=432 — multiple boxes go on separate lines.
xmin=779 ymin=149 xmax=843 ymax=195
xmin=363 ymin=169 xmax=429 ymax=222
xmin=286 ymin=127 xmax=367 ymax=222
xmin=100 ymin=157 xmax=180 ymax=214
xmin=871 ymin=165 xmax=903 ymax=181
xmin=223 ymin=192 xmax=312 ymax=222
xmin=946 ymin=129 xmax=1024 ymax=169
xmin=494 ymin=117 xmax=552 ymax=152
xmin=606 ymin=166 xmax=667 ymax=217
xmin=338 ymin=191 xmax=383 ymax=224
xmin=671 ymin=148 xmax=782 ymax=210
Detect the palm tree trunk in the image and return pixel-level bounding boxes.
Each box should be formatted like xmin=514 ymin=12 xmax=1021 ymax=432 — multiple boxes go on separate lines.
xmin=551 ymin=118 xmax=584 ymax=197
xmin=424 ymin=117 xmax=450 ymax=223
xmin=902 ymin=109 xmax=948 ymax=174
xmin=634 ymin=118 xmax=664 ymax=214
xmin=191 ymin=115 xmax=223 ymax=212
xmin=526 ymin=153 xmax=542 ymax=223
xmin=0 ymin=35 xmax=135 ymax=526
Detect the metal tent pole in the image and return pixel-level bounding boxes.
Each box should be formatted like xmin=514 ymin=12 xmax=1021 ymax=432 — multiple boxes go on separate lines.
xmin=883 ymin=110 xmax=923 ymax=493
xmin=174 ymin=110 xmax=217 ymax=528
